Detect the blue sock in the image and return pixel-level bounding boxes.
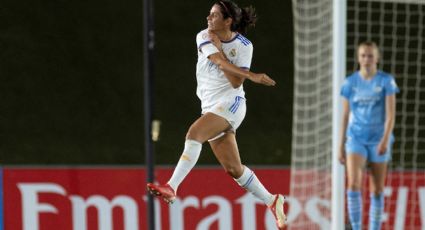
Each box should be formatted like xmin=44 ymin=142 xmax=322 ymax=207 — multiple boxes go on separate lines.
xmin=369 ymin=193 xmax=384 ymax=230
xmin=347 ymin=190 xmax=362 ymax=230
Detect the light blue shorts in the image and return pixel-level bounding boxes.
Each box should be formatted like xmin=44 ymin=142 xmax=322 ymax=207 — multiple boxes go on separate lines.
xmin=345 ymin=137 xmax=392 ymax=163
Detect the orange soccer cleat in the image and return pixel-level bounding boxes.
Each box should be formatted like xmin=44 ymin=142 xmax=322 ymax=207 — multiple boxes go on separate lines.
xmin=269 ymin=194 xmax=287 ymax=229
xmin=146 ymin=183 xmax=176 ymax=204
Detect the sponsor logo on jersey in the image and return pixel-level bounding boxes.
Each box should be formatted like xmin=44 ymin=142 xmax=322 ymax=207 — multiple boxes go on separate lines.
xmin=374 ymin=86 xmax=382 ymax=92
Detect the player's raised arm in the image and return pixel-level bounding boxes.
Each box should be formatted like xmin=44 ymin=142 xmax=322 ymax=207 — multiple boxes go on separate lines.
xmin=207 ymin=31 xmax=245 ymax=88
xmin=207 ymin=52 xmax=276 ymax=86
xmin=206 ymin=30 xmax=275 ymax=86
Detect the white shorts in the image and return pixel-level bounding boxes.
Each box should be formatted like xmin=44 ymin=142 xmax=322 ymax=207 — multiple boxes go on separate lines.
xmin=202 ymin=96 xmax=246 ymax=141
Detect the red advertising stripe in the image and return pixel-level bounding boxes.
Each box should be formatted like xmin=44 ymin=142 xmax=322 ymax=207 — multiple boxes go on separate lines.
xmin=2 ymin=167 xmax=424 ymax=230
xmin=3 ymin=167 xmax=289 ymax=230
xmin=4 ymin=168 xmax=146 ymax=230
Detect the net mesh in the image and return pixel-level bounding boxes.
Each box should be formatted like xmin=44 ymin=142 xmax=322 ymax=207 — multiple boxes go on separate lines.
xmin=290 ymin=0 xmax=333 ymax=229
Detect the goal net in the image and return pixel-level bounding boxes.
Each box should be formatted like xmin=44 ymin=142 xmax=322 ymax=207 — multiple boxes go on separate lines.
xmin=290 ymin=0 xmax=425 ymax=229
xmin=290 ymin=0 xmax=333 ymax=229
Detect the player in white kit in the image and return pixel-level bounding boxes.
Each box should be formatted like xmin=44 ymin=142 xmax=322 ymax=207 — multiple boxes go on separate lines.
xmin=147 ymin=1 xmax=286 ymax=229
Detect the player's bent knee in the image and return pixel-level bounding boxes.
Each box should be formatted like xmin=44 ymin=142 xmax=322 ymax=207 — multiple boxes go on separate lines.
xmin=185 ymin=129 xmax=206 ymax=143
xmin=223 ymin=165 xmax=243 ymax=178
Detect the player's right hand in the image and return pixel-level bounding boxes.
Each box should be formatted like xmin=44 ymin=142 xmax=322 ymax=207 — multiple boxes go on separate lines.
xmin=208 ymin=31 xmax=222 ymax=51
xmin=338 ymin=147 xmax=346 ymax=164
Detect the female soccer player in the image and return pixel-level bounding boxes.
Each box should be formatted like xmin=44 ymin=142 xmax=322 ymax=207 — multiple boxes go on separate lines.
xmin=147 ymin=0 xmax=286 ymax=229
xmin=339 ymin=41 xmax=399 ymax=230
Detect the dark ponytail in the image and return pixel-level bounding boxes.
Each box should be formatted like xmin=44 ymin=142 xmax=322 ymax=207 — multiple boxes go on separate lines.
xmin=238 ymin=6 xmax=257 ymax=35
xmin=216 ymin=0 xmax=257 ymax=35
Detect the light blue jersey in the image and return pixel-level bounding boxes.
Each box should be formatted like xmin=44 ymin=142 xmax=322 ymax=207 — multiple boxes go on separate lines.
xmin=341 ymin=70 xmax=399 ymax=144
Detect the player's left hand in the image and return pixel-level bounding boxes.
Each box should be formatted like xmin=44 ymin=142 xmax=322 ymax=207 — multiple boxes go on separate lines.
xmin=377 ymin=140 xmax=388 ymax=155
xmin=248 ymin=73 xmax=276 ymax=86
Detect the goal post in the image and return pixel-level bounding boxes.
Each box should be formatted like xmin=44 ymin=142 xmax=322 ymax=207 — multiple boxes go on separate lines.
xmin=331 ymin=0 xmax=346 ymax=229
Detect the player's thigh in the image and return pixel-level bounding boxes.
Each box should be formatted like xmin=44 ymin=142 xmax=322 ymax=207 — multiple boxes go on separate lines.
xmin=208 ymin=96 xmax=246 ymax=131
xmin=204 ymin=96 xmax=247 ymax=142
xmin=186 ymin=112 xmax=231 ymax=143
xmin=368 ymin=162 xmax=388 ymax=194
xmin=345 ymin=139 xmax=368 ymax=187
xmin=346 ymin=154 xmax=367 ymax=190
xmin=209 ymin=132 xmax=244 ymax=177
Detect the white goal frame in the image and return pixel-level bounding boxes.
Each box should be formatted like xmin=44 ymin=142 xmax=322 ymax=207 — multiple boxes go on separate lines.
xmin=331 ymin=0 xmax=346 ymax=229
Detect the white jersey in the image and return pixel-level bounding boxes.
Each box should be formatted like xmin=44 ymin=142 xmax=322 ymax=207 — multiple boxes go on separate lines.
xmin=195 ymin=29 xmax=253 ymax=111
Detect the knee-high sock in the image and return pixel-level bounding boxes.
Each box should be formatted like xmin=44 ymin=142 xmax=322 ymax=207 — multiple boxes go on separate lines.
xmin=167 ymin=140 xmax=202 ymax=192
xmin=369 ymin=193 xmax=384 ymax=230
xmin=235 ymin=166 xmax=275 ymax=206
xmin=347 ymin=190 xmax=362 ymax=230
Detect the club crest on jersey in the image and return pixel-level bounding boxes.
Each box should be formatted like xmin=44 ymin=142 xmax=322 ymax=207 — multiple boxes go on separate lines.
xmin=229 ymin=49 xmax=237 ymax=57
xmin=202 ymin=33 xmax=209 ymax=40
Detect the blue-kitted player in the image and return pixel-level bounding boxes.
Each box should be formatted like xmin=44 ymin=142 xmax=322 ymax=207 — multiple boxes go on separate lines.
xmin=339 ymin=41 xmax=399 ymax=230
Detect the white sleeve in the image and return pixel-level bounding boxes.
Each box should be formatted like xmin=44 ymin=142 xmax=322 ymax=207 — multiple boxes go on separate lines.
xmin=196 ymin=30 xmax=220 ymax=57
xmin=234 ymin=43 xmax=253 ymax=70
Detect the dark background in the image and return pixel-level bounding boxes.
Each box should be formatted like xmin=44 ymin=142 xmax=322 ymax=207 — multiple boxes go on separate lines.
xmin=0 ymin=0 xmax=293 ymax=165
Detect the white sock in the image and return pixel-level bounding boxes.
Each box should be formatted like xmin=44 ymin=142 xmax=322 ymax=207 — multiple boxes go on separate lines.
xmin=167 ymin=139 xmax=202 ymax=192
xmin=235 ymin=166 xmax=275 ymax=206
